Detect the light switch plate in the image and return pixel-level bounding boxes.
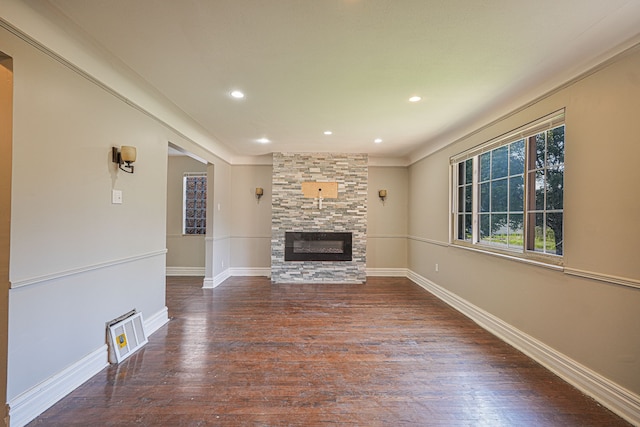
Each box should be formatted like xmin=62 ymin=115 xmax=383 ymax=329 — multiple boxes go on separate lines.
xmin=112 ymin=189 xmax=123 ymax=204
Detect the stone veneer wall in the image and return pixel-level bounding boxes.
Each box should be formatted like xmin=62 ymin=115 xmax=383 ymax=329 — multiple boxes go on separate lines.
xmin=271 ymin=152 xmax=368 ymax=283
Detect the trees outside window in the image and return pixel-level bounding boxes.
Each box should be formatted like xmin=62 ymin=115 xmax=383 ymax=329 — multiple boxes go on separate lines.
xmin=527 ymin=126 xmax=565 ymax=255
xmin=452 ymin=115 xmax=564 ymax=261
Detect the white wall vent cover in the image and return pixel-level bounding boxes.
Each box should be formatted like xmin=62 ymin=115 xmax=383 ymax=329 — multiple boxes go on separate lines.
xmin=107 ymin=311 xmax=148 ymax=363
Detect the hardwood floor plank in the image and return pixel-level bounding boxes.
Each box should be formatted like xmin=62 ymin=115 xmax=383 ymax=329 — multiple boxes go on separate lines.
xmin=27 ymin=276 xmax=630 ymax=426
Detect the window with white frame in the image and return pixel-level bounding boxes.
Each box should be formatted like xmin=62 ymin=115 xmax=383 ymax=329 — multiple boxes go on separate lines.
xmin=183 ymin=173 xmax=207 ymax=235
xmin=451 ymin=110 xmax=565 ymax=260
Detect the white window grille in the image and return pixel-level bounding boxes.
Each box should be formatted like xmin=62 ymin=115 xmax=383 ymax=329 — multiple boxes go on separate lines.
xmin=451 ymin=110 xmax=565 ymax=261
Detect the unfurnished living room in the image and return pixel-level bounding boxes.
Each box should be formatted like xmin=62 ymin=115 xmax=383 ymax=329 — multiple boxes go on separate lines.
xmin=1 ymin=1 xmax=639 ymax=426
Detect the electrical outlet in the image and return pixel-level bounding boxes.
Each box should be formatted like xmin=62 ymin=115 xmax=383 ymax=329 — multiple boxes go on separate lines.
xmin=112 ymin=189 xmax=123 ymax=204
xmin=435 ymin=263 xmax=439 ymax=272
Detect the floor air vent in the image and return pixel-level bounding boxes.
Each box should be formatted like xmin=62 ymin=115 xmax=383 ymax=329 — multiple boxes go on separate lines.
xmin=107 ymin=310 xmax=148 ymax=363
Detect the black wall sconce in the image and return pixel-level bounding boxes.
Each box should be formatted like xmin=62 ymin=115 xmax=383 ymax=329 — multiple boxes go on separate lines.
xmin=378 ymin=189 xmax=387 ymax=202
xmin=255 ymin=187 xmax=264 ymax=200
xmin=112 ymin=146 xmax=137 ymax=173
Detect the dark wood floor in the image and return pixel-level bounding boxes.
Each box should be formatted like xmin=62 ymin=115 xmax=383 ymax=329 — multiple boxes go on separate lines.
xmin=29 ymin=276 xmax=629 ymax=426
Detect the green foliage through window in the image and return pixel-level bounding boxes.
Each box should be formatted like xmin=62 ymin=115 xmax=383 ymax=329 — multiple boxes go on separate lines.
xmin=453 ymin=122 xmax=564 ymax=258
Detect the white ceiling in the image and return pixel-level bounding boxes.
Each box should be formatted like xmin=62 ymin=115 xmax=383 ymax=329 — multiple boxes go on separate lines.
xmin=44 ymin=0 xmax=640 ymax=162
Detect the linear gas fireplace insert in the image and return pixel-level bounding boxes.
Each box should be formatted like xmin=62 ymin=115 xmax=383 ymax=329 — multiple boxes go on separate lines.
xmin=285 ymin=232 xmax=352 ymax=261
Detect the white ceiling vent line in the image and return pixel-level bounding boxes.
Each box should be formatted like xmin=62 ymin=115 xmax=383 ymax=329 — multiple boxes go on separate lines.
xmin=107 ymin=310 xmax=148 ymax=363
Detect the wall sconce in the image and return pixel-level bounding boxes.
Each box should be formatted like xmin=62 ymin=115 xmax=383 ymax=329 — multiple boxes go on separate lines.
xmin=112 ymin=146 xmax=137 ymax=173
xmin=255 ymin=187 xmax=264 ymax=200
xmin=378 ymin=189 xmax=387 ymax=202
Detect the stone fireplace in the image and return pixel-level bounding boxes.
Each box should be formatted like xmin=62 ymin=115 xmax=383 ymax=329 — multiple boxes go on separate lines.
xmin=271 ymin=153 xmax=367 ymax=283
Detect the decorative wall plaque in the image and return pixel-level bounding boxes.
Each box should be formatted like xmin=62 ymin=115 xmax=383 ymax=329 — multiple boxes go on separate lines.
xmin=301 ymin=181 xmax=338 ymax=198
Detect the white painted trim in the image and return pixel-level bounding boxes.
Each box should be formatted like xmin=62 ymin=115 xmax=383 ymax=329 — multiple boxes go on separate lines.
xmin=144 ymin=307 xmax=169 ymax=335
xmin=367 ymin=234 xmax=408 ymax=239
xmin=564 ymin=267 xmax=640 ymax=290
xmin=202 ymin=277 xmax=214 ymax=289
xmin=229 ymin=267 xmax=271 ymax=277
xmin=407 ymin=34 xmax=640 ymax=166
xmin=407 ymin=270 xmax=640 ymax=426
xmin=10 ymin=249 xmax=167 ymax=289
xmin=203 ymin=269 xmax=231 ymax=289
xmin=0 ymin=9 xmax=236 ymax=164
xmin=449 ymin=110 xmax=565 ymax=164
xmin=8 ymin=345 xmax=109 ymax=427
xmin=166 ymin=266 xmax=205 ymax=277
xmin=408 ymin=236 xmax=638 ymax=290
xmin=366 ymin=268 xmax=408 ymax=277
xmin=409 ymin=234 xmax=565 ymax=271
xmin=228 ymin=153 xmax=273 ymax=166
xmin=407 ymin=235 xmax=449 ymax=247
xmin=450 ymin=242 xmax=564 ymax=271
xmin=7 ymin=308 xmax=169 ymax=427
xmin=368 ymin=157 xmax=410 ymax=167
xmin=214 ymin=269 xmax=231 ymax=287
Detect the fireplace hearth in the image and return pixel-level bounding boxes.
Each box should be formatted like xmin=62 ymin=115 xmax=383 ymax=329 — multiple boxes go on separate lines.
xmin=285 ymin=232 xmax=352 ymax=261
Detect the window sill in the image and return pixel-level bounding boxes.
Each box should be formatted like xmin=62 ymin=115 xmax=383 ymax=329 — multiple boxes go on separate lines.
xmin=451 ymin=241 xmax=564 ymax=271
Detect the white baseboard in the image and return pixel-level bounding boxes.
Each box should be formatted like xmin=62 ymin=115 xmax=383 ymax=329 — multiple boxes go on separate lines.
xmin=406 ymin=270 xmax=640 ymax=426
xmin=11 ymin=271 xmax=637 ymax=426
xmin=366 ymin=268 xmax=408 ymax=277
xmin=166 ymin=266 xmax=205 ymax=277
xmin=214 ymin=269 xmax=231 ymax=287
xmin=203 ymin=269 xmax=231 ymax=289
xmin=8 ymin=345 xmax=109 ymax=427
xmin=8 ymin=306 xmax=169 ymax=427
xmin=144 ymin=306 xmax=169 ymax=335
xmin=229 ymin=267 xmax=271 ymax=277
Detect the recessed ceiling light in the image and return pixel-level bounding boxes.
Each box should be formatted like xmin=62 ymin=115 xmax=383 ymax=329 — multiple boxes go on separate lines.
xmin=374 ymin=138 xmax=383 ymax=144
xmin=409 ymin=96 xmax=422 ymax=102
xmin=324 ymin=131 xmax=333 ymax=135
xmin=230 ymin=90 xmax=245 ymax=99
xmin=256 ymin=138 xmax=270 ymax=144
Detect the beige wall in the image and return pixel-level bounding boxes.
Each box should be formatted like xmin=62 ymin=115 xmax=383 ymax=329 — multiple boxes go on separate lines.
xmin=224 ymin=164 xmax=410 ymax=272
xmin=229 ymin=165 xmax=272 ymax=269
xmin=166 ymin=155 xmax=207 ymax=270
xmin=162 ymin=144 xmax=233 ymax=283
xmin=0 ymin=53 xmax=12 ymax=427
xmin=2 ymin=0 xmax=637 ymax=420
xmin=408 ymin=45 xmax=640 ymax=394
xmin=1 ymin=23 xmax=184 ymax=407
xmin=221 ymin=163 xmax=413 ymax=272
xmin=367 ymin=166 xmax=408 ymax=269
xmin=211 ymin=160 xmax=231 ymax=277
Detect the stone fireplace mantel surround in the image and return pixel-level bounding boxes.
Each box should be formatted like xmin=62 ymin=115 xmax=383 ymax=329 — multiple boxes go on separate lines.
xmin=271 ymin=152 xmax=367 ymax=283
